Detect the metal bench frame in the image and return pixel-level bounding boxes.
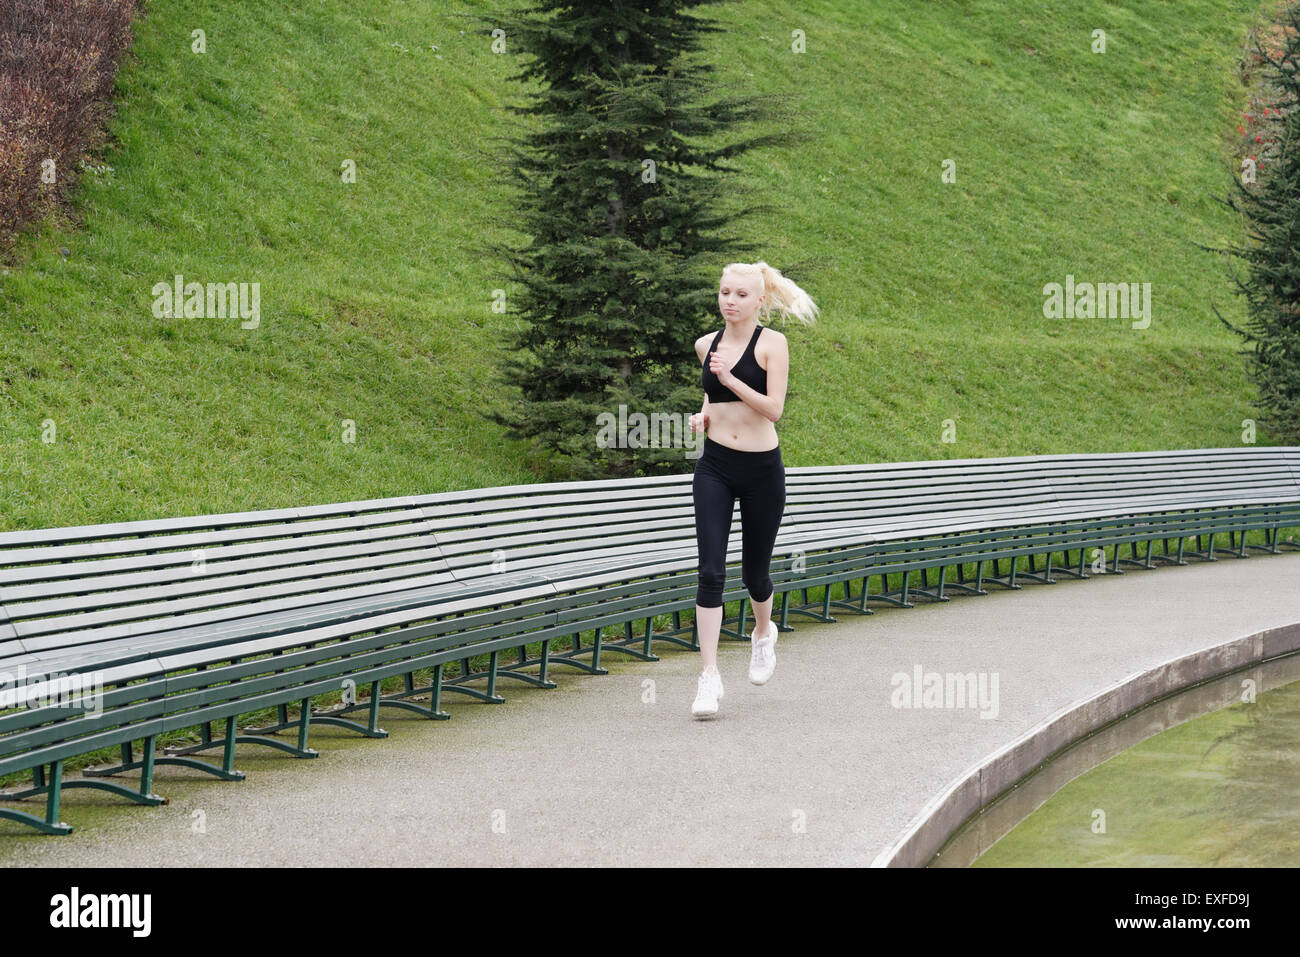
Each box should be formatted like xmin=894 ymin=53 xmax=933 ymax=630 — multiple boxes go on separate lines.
xmin=2 ymin=446 xmax=1297 ymax=834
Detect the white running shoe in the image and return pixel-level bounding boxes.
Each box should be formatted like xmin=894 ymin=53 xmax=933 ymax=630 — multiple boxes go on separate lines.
xmin=692 ymin=666 xmax=724 ymax=717
xmin=749 ymin=620 xmax=778 ymax=685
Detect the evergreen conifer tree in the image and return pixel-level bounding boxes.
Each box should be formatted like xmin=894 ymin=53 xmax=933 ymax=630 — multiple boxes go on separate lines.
xmin=1207 ymin=5 xmax=1300 ymax=443
xmin=467 ymin=1 xmax=805 ymax=478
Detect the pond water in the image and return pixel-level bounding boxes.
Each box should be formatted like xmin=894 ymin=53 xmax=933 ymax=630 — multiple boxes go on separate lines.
xmin=930 ymin=652 xmax=1300 ymax=867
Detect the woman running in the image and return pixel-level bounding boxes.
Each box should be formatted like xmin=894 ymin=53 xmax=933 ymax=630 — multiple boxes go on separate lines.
xmin=688 ymin=261 xmax=819 ymax=718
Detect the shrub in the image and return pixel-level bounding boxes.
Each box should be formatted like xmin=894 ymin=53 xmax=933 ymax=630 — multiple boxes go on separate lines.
xmin=0 ymin=0 xmax=142 ymax=257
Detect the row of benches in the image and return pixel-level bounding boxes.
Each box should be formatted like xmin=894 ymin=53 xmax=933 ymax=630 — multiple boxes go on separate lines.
xmin=2 ymin=446 xmax=1298 ymax=834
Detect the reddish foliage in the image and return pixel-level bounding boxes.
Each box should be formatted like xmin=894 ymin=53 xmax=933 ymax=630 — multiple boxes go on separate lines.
xmin=0 ymin=0 xmax=142 ymax=256
xmin=1235 ymin=1 xmax=1300 ymax=178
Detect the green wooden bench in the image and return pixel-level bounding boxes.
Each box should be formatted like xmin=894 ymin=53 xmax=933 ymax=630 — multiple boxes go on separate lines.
xmin=2 ymin=446 xmax=1297 ymax=835
xmin=770 ymin=446 xmax=1300 ymax=622
xmin=0 ymin=487 xmax=716 ymax=835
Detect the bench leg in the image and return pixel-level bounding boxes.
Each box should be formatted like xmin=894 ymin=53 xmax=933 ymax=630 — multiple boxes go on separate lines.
xmin=63 ymin=737 xmax=170 ymax=799
xmin=1227 ymin=528 xmax=1266 ymax=558
xmin=1247 ymin=525 xmax=1282 ymax=555
xmin=868 ymin=570 xmax=916 ymax=607
xmin=0 ymin=761 xmax=74 ymax=835
xmin=826 ymin=574 xmax=878 ymax=613
xmin=106 ymin=729 xmax=246 ymax=780
xmin=1147 ymin=536 xmax=1190 ymax=566
xmin=945 ymin=560 xmax=992 ymax=594
xmin=1046 ymin=549 xmax=1090 ymax=580
xmin=649 ymin=611 xmax=707 ymax=651
xmin=1080 ymin=543 xmax=1125 ymax=575
xmin=826 ymin=576 xmax=876 ymax=615
xmin=496 ymin=637 xmax=571 ymax=682
xmin=360 ymin=667 xmax=452 ymax=720
xmin=296 ymin=697 xmax=313 ymax=754
xmin=310 ymin=679 xmax=391 ymax=737
xmin=6 ymin=739 xmax=167 ymax=817
xmin=904 ymin=564 xmax=956 ymax=599
xmin=783 ymin=585 xmax=838 ymax=622
xmin=599 ymin=617 xmax=669 ymax=661
xmin=158 ymin=714 xmax=269 ymax=774
xmin=1181 ymin=532 xmax=1219 ymax=562
xmin=1115 ymin=536 xmax=1157 ymax=570
xmin=443 ymin=651 xmax=507 ymax=703
xmin=1016 ymin=552 xmax=1056 ymax=585
xmin=550 ymin=630 xmax=612 ymax=675
xmin=239 ymin=701 xmax=320 ymax=758
xmin=983 ymin=555 xmax=1026 ymax=589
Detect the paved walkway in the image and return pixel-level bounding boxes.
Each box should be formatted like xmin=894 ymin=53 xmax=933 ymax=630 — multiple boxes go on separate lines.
xmin=3 ymin=551 xmax=1299 ymax=866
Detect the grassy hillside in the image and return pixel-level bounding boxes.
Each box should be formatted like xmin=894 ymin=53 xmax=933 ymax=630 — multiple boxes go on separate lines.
xmin=0 ymin=0 xmax=1280 ymax=531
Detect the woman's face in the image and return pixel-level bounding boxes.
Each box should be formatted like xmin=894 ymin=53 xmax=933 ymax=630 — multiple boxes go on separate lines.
xmin=718 ymin=271 xmax=763 ymax=324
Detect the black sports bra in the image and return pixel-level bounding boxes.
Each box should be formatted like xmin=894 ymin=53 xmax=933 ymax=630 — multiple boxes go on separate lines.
xmin=701 ymin=324 xmax=766 ymax=403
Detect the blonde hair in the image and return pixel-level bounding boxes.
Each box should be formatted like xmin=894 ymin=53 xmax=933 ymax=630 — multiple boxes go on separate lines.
xmin=722 ymin=261 xmax=819 ymax=326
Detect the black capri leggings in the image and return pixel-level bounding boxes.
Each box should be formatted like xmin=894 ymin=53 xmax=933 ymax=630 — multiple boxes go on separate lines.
xmin=692 ymin=436 xmax=786 ymax=608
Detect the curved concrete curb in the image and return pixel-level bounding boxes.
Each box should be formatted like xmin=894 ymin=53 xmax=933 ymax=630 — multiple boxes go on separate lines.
xmin=869 ymin=619 xmax=1300 ymax=867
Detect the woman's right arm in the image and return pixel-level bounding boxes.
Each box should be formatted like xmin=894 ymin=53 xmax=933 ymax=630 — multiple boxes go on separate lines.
xmin=690 ymin=336 xmax=711 ymax=433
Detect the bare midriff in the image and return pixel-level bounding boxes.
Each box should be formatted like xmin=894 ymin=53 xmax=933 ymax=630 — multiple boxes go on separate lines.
xmin=706 ymin=398 xmax=778 ymax=452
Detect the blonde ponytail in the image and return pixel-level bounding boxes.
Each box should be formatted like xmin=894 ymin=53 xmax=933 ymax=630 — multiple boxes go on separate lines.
xmin=723 ymin=260 xmax=819 ymax=326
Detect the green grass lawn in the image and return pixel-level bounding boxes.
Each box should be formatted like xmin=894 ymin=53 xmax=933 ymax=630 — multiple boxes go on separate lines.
xmin=0 ymin=0 xmax=1282 ymax=532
